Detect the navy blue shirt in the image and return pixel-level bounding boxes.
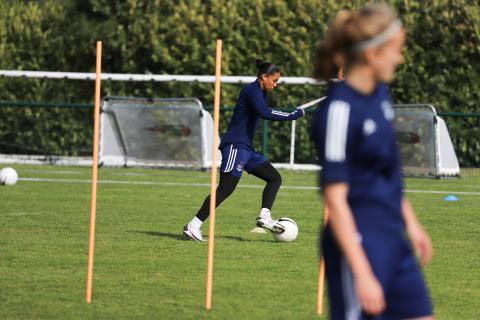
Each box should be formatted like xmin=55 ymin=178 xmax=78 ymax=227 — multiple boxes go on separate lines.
xmin=311 ymin=81 xmax=404 ymax=233
xmin=219 ymin=80 xmax=303 ymax=151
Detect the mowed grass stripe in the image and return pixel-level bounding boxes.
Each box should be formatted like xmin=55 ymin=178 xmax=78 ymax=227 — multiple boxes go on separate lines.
xmin=18 ymin=176 xmax=480 ymax=195
xmin=1 ymin=165 xmax=479 ymax=319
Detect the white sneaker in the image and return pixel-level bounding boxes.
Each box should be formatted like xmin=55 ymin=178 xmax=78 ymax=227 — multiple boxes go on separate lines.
xmin=255 ymin=217 xmax=285 ymax=234
xmin=183 ymin=224 xmax=206 ymax=242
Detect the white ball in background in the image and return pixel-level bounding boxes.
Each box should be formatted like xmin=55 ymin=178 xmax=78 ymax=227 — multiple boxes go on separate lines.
xmin=0 ymin=167 xmax=18 ymax=185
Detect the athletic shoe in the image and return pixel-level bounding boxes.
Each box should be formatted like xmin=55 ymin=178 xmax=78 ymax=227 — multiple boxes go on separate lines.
xmin=255 ymin=217 xmax=285 ymax=234
xmin=183 ymin=224 xmax=206 ymax=242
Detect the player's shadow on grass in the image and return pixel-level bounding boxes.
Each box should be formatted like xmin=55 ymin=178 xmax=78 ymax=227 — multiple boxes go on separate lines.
xmin=132 ymin=231 xmax=275 ymax=242
xmin=217 ymin=235 xmax=275 ymax=243
xmin=133 ymin=231 xmax=185 ymax=240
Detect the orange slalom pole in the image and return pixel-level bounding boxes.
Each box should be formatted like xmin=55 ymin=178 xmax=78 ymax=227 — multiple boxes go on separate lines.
xmin=86 ymin=41 xmax=102 ymax=304
xmin=316 ymin=206 xmax=330 ymax=315
xmin=205 ymin=39 xmax=222 ymax=311
xmin=316 ymin=67 xmax=343 ymax=315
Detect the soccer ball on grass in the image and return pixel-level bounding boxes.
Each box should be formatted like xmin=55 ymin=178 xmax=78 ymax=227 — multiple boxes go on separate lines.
xmin=0 ymin=167 xmax=18 ymax=186
xmin=273 ymin=217 xmax=298 ymax=242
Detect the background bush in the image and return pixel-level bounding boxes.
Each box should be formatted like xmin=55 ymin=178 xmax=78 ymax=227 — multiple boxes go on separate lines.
xmin=0 ymin=0 xmax=478 ymax=164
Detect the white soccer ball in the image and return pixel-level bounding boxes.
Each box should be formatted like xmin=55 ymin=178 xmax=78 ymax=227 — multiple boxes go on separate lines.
xmin=273 ymin=217 xmax=298 ymax=242
xmin=0 ymin=167 xmax=18 ymax=186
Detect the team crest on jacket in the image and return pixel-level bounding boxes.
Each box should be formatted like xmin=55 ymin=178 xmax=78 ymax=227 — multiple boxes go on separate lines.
xmin=363 ymin=119 xmax=377 ymax=136
xmin=381 ymin=101 xmax=395 ymax=121
xmin=237 ymin=160 xmax=244 ymax=171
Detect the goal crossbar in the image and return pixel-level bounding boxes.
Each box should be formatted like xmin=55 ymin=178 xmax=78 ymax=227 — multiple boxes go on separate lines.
xmin=0 ymin=70 xmax=326 ymax=85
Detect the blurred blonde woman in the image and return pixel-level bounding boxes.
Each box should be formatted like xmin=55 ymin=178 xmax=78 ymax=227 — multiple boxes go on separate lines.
xmin=311 ymin=4 xmax=433 ymax=319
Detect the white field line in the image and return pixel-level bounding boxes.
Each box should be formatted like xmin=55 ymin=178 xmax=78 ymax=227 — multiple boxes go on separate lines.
xmin=3 ymin=212 xmax=39 ymax=216
xmin=18 ymin=177 xmax=480 ymax=195
xmin=22 ymin=169 xmax=82 ymax=174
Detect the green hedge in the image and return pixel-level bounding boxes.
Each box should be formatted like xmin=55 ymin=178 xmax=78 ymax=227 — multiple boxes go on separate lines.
xmin=0 ymin=0 xmax=479 ymax=164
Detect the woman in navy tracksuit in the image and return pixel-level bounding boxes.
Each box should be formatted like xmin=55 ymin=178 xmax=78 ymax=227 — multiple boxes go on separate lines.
xmin=183 ymin=60 xmax=304 ymax=241
xmin=311 ymin=4 xmax=433 ymax=319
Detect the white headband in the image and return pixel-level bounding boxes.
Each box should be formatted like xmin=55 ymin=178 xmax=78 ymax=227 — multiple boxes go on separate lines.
xmin=353 ymin=20 xmax=402 ymax=52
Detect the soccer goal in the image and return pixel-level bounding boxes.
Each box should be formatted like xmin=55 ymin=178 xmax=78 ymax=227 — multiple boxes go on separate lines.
xmin=100 ymin=96 xmax=220 ymax=169
xmin=394 ymin=104 xmax=459 ymax=177
xmin=0 ymin=70 xmax=462 ymax=177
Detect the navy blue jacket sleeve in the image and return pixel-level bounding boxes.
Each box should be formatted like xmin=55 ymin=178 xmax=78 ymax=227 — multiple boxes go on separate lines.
xmin=247 ymin=87 xmax=304 ymax=121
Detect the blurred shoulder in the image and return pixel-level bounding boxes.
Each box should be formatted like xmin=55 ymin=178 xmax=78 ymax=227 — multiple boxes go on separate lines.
xmin=376 ymin=82 xmax=391 ymax=98
xmin=322 ymin=81 xmax=355 ymax=113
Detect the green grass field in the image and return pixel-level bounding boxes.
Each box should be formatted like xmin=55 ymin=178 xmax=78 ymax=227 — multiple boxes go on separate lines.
xmin=1 ymin=165 xmax=479 ymax=319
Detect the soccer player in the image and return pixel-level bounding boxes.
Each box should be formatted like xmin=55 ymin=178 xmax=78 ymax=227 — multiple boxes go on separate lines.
xmin=311 ymin=4 xmax=434 ymax=319
xmin=183 ymin=59 xmax=305 ymax=241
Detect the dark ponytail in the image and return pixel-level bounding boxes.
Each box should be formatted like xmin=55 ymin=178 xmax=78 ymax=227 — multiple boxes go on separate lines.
xmin=256 ymin=59 xmax=280 ymax=78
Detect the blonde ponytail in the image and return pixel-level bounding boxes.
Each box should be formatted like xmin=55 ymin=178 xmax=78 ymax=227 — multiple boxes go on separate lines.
xmin=313 ymin=4 xmax=398 ymax=81
xmin=313 ymin=10 xmax=353 ymax=80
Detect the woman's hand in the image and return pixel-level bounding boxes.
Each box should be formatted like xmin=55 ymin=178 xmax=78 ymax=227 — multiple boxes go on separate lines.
xmin=296 ymin=108 xmax=305 ymax=117
xmin=402 ymin=197 xmax=433 ymax=267
xmin=407 ymin=223 xmax=433 ymax=267
xmin=355 ymin=272 xmax=385 ymax=315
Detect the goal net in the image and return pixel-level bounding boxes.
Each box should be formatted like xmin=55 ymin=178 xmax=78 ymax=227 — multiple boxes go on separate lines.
xmin=100 ymin=97 xmax=219 ymax=168
xmin=99 ymin=97 xmax=321 ymax=172
xmin=394 ymin=104 xmax=459 ymax=177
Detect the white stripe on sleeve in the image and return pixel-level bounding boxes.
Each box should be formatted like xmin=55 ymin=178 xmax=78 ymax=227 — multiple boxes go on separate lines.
xmin=271 ymin=110 xmax=290 ymax=117
xmin=325 ymin=100 xmax=350 ymax=162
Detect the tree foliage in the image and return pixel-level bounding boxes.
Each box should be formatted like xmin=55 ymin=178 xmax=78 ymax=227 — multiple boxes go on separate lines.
xmin=0 ymin=0 xmax=479 ymax=164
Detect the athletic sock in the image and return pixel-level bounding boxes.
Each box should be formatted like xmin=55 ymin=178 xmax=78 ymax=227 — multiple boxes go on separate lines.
xmin=259 ymin=208 xmax=272 ymax=220
xmin=189 ymin=216 xmax=203 ymax=230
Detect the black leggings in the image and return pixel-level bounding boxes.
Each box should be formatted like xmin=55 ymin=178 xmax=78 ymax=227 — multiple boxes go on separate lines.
xmin=195 ymin=162 xmax=282 ymax=221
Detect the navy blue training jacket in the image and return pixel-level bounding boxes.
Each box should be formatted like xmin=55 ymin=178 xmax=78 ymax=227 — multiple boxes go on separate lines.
xmin=219 ymin=80 xmax=303 ymax=150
